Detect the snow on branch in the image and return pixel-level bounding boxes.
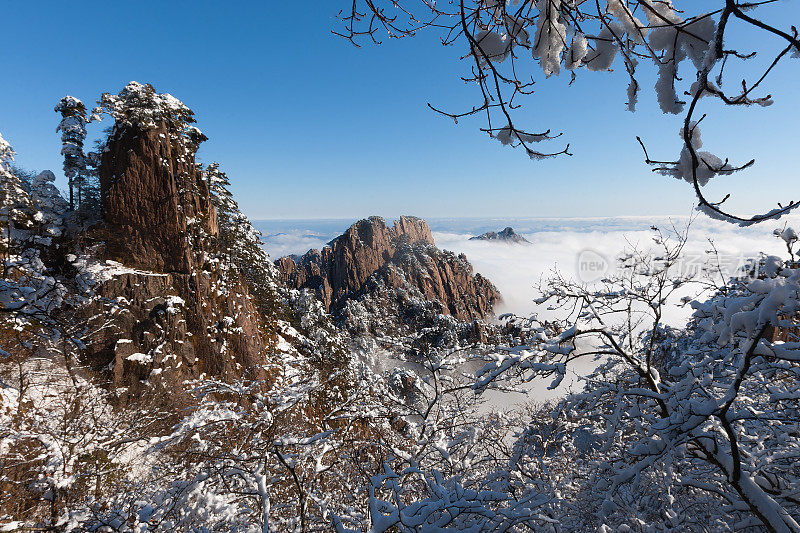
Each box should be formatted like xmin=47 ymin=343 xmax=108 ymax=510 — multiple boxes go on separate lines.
xmin=337 ymin=0 xmax=800 ymax=223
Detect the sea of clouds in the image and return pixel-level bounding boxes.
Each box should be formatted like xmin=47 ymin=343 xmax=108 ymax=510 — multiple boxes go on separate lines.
xmin=434 ymin=217 xmax=796 ymax=322
xmin=256 ymin=215 xmax=798 ymax=318
xmin=255 ymin=214 xmax=799 ymax=401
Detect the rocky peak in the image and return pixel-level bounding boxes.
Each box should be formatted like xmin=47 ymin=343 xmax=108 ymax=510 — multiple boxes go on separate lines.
xmin=276 ymin=216 xmax=500 ymax=322
xmin=278 ymin=216 xmax=434 ymax=311
xmin=327 ymin=215 xmax=433 ymax=249
xmin=82 ymin=108 xmax=271 ymax=393
xmin=470 ymin=226 xmax=530 ymax=244
xmin=390 ymin=215 xmax=434 ymax=245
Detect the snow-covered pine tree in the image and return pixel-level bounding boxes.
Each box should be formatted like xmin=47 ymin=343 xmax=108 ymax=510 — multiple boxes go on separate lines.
xmin=54 ymin=96 xmax=89 ymax=211
xmin=96 ymin=81 xmax=196 ymax=132
xmin=205 ymin=162 xmax=237 ymax=263
xmin=185 ymin=125 xmax=208 ymax=155
xmin=75 ymin=143 xmax=104 ymax=221
xmin=205 ymin=162 xmax=281 ymax=313
xmin=29 ymin=170 xmax=68 ymax=244
xmin=0 ymin=133 xmax=33 ymax=276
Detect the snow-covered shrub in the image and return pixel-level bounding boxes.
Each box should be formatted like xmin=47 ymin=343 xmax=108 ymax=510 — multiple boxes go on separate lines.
xmin=471 ymin=226 xmax=800 ymax=531
xmin=95 ymin=81 xmax=198 ymax=132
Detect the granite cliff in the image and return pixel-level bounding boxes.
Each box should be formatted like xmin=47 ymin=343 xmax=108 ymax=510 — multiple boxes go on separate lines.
xmin=9 ymin=83 xmax=506 ymax=396
xmin=74 ymin=119 xmax=277 ymax=395
xmin=275 ymin=216 xmax=501 ymax=328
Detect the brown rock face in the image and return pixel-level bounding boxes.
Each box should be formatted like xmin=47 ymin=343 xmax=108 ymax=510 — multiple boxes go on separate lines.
xmin=276 ymin=216 xmax=500 ymax=321
xmin=277 ymin=216 xmax=432 ymax=311
xmin=100 ymin=121 xmax=218 ymax=273
xmin=85 ymin=121 xmax=271 ymax=391
xmin=76 ymin=265 xmax=270 ymax=398
xmin=392 ymin=215 xmax=435 ymax=245
xmin=382 ymin=245 xmax=499 ymax=321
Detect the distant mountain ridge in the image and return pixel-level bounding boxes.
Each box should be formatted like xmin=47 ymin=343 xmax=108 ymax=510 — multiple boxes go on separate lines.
xmin=470 ymin=226 xmax=530 ymax=244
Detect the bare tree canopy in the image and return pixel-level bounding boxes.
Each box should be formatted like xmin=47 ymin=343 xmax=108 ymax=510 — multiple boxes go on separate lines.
xmin=335 ymin=0 xmax=800 ymax=225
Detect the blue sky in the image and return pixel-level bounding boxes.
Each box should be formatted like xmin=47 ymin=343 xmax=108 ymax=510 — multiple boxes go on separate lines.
xmin=1 ymin=1 xmax=797 ymax=220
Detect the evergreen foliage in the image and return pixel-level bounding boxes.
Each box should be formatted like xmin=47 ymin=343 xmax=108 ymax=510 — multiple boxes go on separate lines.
xmin=206 ymin=162 xmax=281 ymax=314
xmin=0 ymin=134 xmax=33 ymax=274
xmin=96 ymin=81 xmax=197 ymax=132
xmin=54 ymin=96 xmax=89 ymax=211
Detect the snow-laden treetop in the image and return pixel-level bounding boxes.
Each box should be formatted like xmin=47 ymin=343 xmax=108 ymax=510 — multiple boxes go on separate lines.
xmin=54 ymin=95 xmax=86 ymax=115
xmin=96 ymin=81 xmax=199 ymax=132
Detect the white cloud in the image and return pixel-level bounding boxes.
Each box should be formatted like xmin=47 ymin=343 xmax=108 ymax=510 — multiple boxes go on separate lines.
xmin=433 ymin=215 xmax=800 ymax=404
xmin=434 ymin=215 xmax=799 ymax=325
xmin=260 ymin=230 xmax=332 ymax=259
xmin=257 ymin=215 xmax=799 ymax=326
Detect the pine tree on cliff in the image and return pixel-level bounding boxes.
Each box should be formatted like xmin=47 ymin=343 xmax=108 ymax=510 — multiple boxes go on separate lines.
xmin=185 ymin=126 xmax=208 ymax=156
xmin=96 ymin=81 xmax=197 ymax=132
xmin=55 ymin=96 xmax=89 ymax=211
xmin=75 ymin=147 xmax=102 ymax=220
xmin=206 ymin=162 xmax=265 ymax=268
xmin=0 ymin=133 xmax=33 ymax=275
xmin=205 ymin=163 xmax=237 ymax=262
xmin=206 ymin=162 xmax=279 ymax=312
xmin=78 ymin=142 xmax=106 ymax=220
